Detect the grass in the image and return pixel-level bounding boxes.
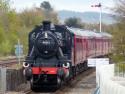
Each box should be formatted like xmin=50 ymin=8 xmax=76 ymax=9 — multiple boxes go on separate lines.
xmin=115 ymin=62 xmax=125 ymax=77
xmin=110 ymin=54 xmax=125 ymax=63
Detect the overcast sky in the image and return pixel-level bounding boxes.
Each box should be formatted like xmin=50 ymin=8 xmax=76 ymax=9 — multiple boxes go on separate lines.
xmin=10 ymin=0 xmax=115 ymax=13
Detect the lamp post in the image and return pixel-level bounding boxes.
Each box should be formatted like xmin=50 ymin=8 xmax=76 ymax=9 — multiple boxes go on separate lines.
xmin=91 ymin=3 xmax=102 ymax=32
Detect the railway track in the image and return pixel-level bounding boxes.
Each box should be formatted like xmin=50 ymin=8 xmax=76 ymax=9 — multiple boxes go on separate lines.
xmin=55 ymin=68 xmax=95 ymax=94
xmin=0 ymin=57 xmax=24 ymax=67
xmin=23 ymin=68 xmax=95 ymax=94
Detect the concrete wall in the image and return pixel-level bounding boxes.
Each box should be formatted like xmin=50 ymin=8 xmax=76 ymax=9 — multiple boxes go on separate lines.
xmin=97 ymin=64 xmax=125 ymax=94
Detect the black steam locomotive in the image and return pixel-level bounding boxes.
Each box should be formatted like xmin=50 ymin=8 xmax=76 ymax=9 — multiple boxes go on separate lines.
xmin=23 ymin=21 xmax=74 ymax=90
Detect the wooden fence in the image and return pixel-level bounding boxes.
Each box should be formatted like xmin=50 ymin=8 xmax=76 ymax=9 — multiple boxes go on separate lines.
xmin=0 ymin=67 xmax=25 ymax=93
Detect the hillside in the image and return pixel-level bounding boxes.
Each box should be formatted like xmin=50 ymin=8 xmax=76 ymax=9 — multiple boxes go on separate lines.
xmin=58 ymin=10 xmax=116 ymax=24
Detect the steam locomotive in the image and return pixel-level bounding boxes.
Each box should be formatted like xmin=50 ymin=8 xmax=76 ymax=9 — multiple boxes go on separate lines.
xmin=23 ymin=21 xmax=112 ymax=91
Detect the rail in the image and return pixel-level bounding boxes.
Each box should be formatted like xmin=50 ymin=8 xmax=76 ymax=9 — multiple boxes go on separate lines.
xmin=0 ymin=57 xmax=24 ymax=67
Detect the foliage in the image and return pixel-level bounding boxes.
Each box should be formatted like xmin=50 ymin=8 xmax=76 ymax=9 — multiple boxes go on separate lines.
xmin=115 ymin=62 xmax=125 ymax=77
xmin=0 ymin=39 xmax=12 ymax=56
xmin=40 ymin=1 xmax=53 ymax=11
xmin=0 ymin=0 xmax=58 ymax=56
xmin=111 ymin=54 xmax=125 ymax=62
xmin=40 ymin=1 xmax=58 ymax=23
xmin=106 ymin=0 xmax=125 ymax=62
xmin=19 ymin=8 xmax=44 ymax=28
xmin=64 ymin=17 xmax=84 ymax=28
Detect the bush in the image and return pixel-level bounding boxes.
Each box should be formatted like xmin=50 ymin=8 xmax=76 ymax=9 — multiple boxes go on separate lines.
xmin=0 ymin=40 xmax=12 ymax=56
xmin=110 ymin=54 xmax=125 ymax=63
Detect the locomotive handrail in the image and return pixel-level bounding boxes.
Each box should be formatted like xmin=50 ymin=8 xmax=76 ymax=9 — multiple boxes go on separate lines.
xmin=23 ymin=60 xmax=34 ymax=62
xmin=59 ymin=60 xmax=72 ymax=63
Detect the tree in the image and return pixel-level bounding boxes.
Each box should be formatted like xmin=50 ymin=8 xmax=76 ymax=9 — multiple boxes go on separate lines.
xmin=64 ymin=17 xmax=83 ymax=28
xmin=19 ymin=8 xmax=44 ymax=28
xmin=40 ymin=1 xmax=53 ymax=11
xmin=0 ymin=0 xmax=59 ymax=56
xmin=40 ymin=1 xmax=58 ymax=23
xmin=0 ymin=0 xmax=13 ymax=56
xmin=40 ymin=1 xmax=52 ymax=20
xmin=110 ymin=0 xmax=125 ymax=62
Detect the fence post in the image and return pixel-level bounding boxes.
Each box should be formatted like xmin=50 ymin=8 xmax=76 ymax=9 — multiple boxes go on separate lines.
xmin=0 ymin=68 xmax=6 ymax=93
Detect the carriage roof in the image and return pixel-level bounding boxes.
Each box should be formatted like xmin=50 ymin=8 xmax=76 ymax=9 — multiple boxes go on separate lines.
xmin=67 ymin=27 xmax=112 ymax=39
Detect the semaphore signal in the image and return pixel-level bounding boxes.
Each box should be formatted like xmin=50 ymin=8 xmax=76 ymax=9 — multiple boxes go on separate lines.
xmin=91 ymin=3 xmax=102 ymax=32
xmin=91 ymin=3 xmax=101 ymax=8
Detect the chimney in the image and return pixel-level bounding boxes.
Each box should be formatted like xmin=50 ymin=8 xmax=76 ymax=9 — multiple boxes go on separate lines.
xmin=42 ymin=21 xmax=51 ymax=31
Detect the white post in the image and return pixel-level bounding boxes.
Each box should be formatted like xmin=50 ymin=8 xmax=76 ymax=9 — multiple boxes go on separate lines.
xmin=1 ymin=68 xmax=6 ymax=93
xmin=99 ymin=3 xmax=102 ymax=33
xmin=18 ymin=39 xmax=21 ymax=65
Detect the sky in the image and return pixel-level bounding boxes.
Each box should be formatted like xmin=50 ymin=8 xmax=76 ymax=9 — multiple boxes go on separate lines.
xmin=10 ymin=0 xmax=115 ymax=13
